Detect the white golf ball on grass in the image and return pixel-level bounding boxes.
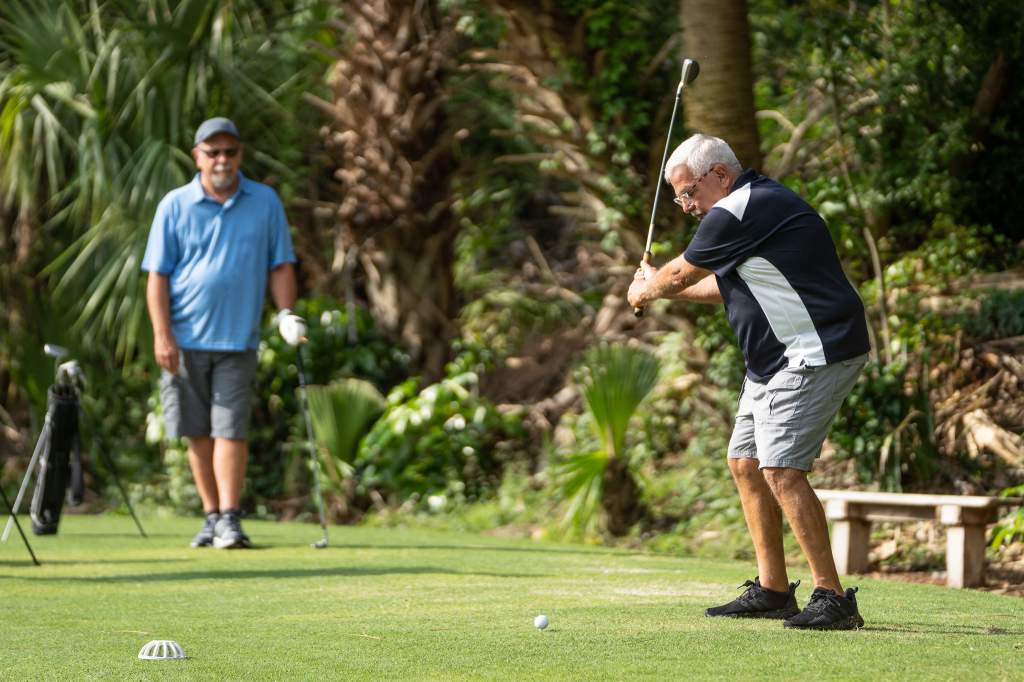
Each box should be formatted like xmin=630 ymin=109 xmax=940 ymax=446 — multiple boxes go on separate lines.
xmin=534 ymin=614 xmax=549 ymax=630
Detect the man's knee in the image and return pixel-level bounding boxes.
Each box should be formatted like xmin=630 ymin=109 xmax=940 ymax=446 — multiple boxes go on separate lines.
xmin=187 ymin=436 xmax=214 ymax=456
xmin=761 ymin=466 xmax=808 ymax=499
xmin=729 ymin=457 xmax=768 ymax=491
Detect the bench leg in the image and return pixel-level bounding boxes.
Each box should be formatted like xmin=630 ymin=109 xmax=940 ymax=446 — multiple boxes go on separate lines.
xmin=830 ymin=519 xmax=871 ymax=574
xmin=945 ymin=524 xmax=986 ymax=588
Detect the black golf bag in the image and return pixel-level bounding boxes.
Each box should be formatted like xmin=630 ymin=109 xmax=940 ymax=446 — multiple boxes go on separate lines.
xmin=29 ymin=385 xmax=84 ymax=535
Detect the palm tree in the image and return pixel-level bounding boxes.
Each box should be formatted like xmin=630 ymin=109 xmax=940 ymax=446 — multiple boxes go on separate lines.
xmin=680 ymin=0 xmax=761 ymax=168
xmin=307 ymin=0 xmax=460 ymax=381
xmin=0 ymin=0 xmax=329 ymax=363
xmin=557 ymin=343 xmax=660 ymax=536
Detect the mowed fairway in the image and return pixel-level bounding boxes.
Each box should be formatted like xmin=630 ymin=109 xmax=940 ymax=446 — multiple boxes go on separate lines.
xmin=1 ymin=516 xmax=1022 ymax=680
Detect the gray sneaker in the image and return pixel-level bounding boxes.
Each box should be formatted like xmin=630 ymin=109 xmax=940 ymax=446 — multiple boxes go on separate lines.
xmin=213 ymin=509 xmax=252 ymax=549
xmin=190 ymin=512 xmax=220 ymax=548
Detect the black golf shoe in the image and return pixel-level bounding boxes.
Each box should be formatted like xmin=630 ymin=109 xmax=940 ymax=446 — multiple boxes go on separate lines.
xmin=705 ymin=577 xmax=801 ymax=619
xmin=783 ymin=586 xmax=864 ymax=630
xmin=190 ymin=511 xmax=220 ymax=548
xmin=213 ymin=509 xmax=252 ymax=549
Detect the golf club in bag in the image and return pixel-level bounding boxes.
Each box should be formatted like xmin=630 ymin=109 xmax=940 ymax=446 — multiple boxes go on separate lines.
xmin=635 ymin=57 xmax=700 ymax=317
xmin=2 ymin=344 xmax=146 ymax=541
xmin=294 ymin=347 xmax=329 ymax=549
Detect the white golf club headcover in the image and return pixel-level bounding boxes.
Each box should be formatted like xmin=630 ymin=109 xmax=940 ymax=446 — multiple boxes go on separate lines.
xmin=277 ymin=309 xmax=308 ymax=346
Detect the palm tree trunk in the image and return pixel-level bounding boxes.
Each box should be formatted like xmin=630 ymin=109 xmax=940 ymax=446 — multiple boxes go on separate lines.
xmin=601 ymin=456 xmax=646 ymax=536
xmin=311 ymin=0 xmax=459 ymax=380
xmin=680 ymin=0 xmax=762 ymax=169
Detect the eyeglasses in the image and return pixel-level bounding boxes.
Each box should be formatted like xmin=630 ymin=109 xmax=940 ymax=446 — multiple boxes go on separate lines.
xmin=673 ymin=170 xmax=710 ymax=206
xmin=197 ymin=146 xmax=240 ymax=159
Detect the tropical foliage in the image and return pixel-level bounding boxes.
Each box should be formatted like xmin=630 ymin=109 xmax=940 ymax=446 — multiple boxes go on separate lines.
xmin=0 ymin=1 xmax=1022 ymax=557
xmin=556 ymin=344 xmax=660 ymax=537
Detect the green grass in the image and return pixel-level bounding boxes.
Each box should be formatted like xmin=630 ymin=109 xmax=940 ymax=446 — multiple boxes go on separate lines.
xmin=1 ymin=515 xmax=1022 ymax=680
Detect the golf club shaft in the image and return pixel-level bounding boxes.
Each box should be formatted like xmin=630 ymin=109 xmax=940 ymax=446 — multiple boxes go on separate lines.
xmin=294 ymin=348 xmax=329 ymax=546
xmin=635 ymin=59 xmax=698 ymax=317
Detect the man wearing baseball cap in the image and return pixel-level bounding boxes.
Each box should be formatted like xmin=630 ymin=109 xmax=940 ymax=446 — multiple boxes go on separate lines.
xmin=142 ymin=117 xmax=307 ymax=548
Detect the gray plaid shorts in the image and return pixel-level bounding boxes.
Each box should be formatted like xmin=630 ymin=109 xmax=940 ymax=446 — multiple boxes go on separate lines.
xmin=159 ymin=349 xmax=258 ymax=440
xmin=727 ymin=354 xmax=868 ymax=471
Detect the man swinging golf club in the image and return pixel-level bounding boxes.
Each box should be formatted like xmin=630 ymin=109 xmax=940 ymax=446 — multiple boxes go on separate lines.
xmin=143 ymin=116 xmax=307 ymax=549
xmin=627 ymin=133 xmax=870 ymax=630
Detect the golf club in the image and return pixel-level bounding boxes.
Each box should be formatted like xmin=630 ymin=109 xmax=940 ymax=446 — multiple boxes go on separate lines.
xmin=635 ymin=57 xmax=700 ymax=317
xmin=294 ymin=347 xmax=329 ymax=549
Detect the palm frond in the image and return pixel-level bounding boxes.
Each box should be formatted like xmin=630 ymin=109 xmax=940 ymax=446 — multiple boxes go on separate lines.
xmin=552 ymin=343 xmax=660 ymax=537
xmin=577 ymin=343 xmax=661 ymax=458
xmin=306 ymin=379 xmax=387 ymax=489
xmin=0 ymin=0 xmax=334 ymax=362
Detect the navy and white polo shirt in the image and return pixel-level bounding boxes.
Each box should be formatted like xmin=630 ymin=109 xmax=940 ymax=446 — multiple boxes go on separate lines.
xmin=683 ymin=169 xmax=870 ymax=382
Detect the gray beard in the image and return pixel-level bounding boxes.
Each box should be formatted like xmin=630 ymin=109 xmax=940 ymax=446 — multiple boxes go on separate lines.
xmin=208 ymin=170 xmax=236 ymax=192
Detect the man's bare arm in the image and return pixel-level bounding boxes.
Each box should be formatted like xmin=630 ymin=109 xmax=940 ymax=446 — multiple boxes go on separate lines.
xmin=269 ymin=262 xmax=297 ymax=311
xmin=146 ymin=272 xmax=178 ymax=374
xmin=635 ymin=253 xmax=714 ymax=307
xmin=666 ymin=273 xmax=722 ymax=304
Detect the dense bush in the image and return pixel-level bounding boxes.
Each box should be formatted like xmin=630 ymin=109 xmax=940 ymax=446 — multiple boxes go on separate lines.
xmin=355 ymin=361 xmax=526 ymax=505
xmin=829 ymin=361 xmax=937 ymax=491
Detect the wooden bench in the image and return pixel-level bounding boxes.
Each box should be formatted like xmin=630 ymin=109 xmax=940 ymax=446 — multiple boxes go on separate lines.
xmin=814 ymin=489 xmax=1023 ymax=588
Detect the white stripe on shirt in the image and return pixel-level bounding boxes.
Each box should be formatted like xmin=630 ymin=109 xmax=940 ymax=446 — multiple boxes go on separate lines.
xmin=736 ymin=256 xmax=827 ymax=367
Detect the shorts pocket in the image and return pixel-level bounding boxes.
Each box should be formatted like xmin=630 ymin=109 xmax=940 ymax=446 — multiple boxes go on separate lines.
xmin=765 ymin=371 xmax=807 ymax=422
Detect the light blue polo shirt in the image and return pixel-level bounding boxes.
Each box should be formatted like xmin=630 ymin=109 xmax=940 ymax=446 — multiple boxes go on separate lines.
xmin=142 ymin=173 xmax=296 ymax=351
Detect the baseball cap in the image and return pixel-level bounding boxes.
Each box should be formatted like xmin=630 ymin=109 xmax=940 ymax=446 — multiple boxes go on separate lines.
xmin=193 ymin=117 xmax=240 ymax=146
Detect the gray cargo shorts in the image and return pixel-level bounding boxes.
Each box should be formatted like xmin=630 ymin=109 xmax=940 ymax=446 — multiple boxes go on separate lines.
xmin=159 ymin=349 xmax=259 ymax=440
xmin=727 ymin=354 xmax=868 ymax=471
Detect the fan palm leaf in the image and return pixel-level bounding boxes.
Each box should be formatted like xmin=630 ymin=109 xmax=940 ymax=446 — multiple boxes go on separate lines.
xmin=305 ymin=379 xmax=387 ymax=490
xmin=556 ymin=343 xmax=660 ymax=536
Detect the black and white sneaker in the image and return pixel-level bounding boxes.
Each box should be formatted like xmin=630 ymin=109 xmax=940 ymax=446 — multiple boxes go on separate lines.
xmin=783 ymin=586 xmax=864 ymax=630
xmin=705 ymin=577 xmax=801 ymax=619
xmin=190 ymin=512 xmax=220 ymax=548
xmin=213 ymin=509 xmax=252 ymax=549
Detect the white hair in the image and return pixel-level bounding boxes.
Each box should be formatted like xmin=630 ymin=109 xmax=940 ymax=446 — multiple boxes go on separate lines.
xmin=663 ymin=134 xmax=742 ymax=183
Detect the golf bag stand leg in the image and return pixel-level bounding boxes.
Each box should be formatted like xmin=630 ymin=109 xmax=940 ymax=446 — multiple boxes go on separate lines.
xmin=0 ymin=415 xmax=51 ymax=543
xmin=78 ymin=407 xmax=147 ymax=538
xmin=0 ymin=484 xmax=40 ymax=565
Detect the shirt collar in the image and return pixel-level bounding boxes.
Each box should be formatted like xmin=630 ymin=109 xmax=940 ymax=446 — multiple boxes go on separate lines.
xmin=731 ymin=168 xmax=758 ymax=191
xmin=188 ymin=171 xmax=250 ymax=204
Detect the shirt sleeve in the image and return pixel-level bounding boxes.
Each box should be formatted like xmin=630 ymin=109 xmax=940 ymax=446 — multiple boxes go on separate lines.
xmin=683 ymin=207 xmax=756 ymax=277
xmin=268 ymin=194 xmax=297 ymax=269
xmin=141 ymin=196 xmax=179 ymax=274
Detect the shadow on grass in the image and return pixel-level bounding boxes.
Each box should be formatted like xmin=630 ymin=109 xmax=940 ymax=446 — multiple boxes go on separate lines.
xmin=338 ymin=543 xmax=641 ymax=558
xmin=863 ymin=622 xmax=1024 ymax=636
xmin=41 ymin=558 xmax=192 ymax=565
xmin=13 ymin=565 xmax=540 ymax=583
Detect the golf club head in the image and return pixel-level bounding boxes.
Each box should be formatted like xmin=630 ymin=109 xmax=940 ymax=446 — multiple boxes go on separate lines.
xmin=681 ymin=59 xmax=700 ymax=86
xmin=44 ymin=343 xmax=69 ymax=360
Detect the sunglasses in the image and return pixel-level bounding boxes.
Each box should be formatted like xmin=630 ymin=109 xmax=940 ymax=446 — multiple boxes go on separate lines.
xmin=197 ymin=146 xmax=240 ymax=159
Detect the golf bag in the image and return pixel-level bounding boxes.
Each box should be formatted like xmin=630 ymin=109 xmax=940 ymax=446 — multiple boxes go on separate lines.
xmin=29 ymin=385 xmax=84 ymax=535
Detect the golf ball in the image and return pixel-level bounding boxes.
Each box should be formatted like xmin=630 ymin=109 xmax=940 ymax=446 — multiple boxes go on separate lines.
xmin=534 ymin=614 xmax=549 ymax=630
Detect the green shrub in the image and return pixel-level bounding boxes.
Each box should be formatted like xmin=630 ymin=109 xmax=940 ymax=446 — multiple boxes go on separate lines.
xmin=246 ymin=297 xmax=410 ymax=506
xmin=305 ymin=379 xmax=387 ymax=493
xmin=355 ymin=368 xmax=525 ymax=503
xmin=829 ymin=361 xmax=937 ymax=490
xmin=991 ymin=484 xmax=1024 ymax=550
